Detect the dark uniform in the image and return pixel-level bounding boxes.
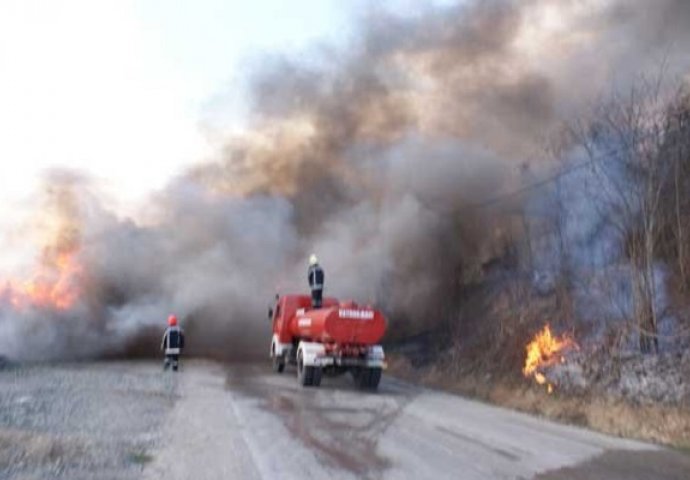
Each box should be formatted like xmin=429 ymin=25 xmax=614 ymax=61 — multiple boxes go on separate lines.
xmin=161 ymin=326 xmax=185 ymax=371
xmin=308 ymin=262 xmax=325 ymax=309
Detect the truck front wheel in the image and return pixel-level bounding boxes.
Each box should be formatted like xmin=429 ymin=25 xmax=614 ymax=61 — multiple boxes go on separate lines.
xmin=271 ymin=345 xmax=285 ymax=373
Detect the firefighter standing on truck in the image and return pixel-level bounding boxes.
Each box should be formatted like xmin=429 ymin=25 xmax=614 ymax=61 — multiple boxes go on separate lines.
xmin=308 ymin=254 xmax=325 ymax=309
xmin=161 ymin=314 xmax=185 ymax=371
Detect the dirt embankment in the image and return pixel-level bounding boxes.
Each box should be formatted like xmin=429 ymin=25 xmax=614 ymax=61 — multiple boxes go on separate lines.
xmin=385 ymin=270 xmax=690 ymax=451
xmin=387 ymin=351 xmax=690 ymax=451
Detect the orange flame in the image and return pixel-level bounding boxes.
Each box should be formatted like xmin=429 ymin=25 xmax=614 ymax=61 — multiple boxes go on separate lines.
xmin=3 ymin=250 xmax=82 ymax=311
xmin=1 ymin=179 xmax=86 ymax=312
xmin=522 ymin=324 xmax=575 ymax=394
xmin=2 ymin=217 xmax=83 ymax=312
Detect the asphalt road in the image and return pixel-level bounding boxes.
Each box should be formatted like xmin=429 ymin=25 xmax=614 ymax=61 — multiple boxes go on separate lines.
xmin=144 ymin=361 xmax=690 ymax=480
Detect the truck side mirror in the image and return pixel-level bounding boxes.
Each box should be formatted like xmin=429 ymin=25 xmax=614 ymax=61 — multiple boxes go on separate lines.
xmin=268 ymin=308 xmax=273 ymax=321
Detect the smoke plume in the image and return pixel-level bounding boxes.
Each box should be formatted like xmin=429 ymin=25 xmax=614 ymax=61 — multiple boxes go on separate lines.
xmin=1 ymin=0 xmax=689 ymax=360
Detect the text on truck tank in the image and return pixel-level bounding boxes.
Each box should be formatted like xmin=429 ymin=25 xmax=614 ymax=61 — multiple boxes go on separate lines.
xmin=298 ymin=317 xmax=312 ymax=328
xmin=338 ymin=309 xmax=374 ymax=320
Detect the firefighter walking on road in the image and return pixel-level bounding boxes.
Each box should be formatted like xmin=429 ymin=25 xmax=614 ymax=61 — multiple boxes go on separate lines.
xmin=308 ymin=254 xmax=325 ymax=309
xmin=161 ymin=314 xmax=185 ymax=371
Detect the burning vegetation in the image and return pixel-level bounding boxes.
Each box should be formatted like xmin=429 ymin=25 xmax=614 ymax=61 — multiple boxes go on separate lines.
xmin=0 ymin=180 xmax=83 ymax=313
xmin=3 ymin=250 xmax=82 ymax=312
xmin=522 ymin=325 xmax=577 ymax=394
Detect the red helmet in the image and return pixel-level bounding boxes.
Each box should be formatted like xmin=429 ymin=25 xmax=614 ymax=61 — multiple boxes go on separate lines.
xmin=167 ymin=314 xmax=178 ymax=326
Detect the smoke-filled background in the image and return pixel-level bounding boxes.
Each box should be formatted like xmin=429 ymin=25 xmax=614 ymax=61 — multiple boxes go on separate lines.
xmin=1 ymin=0 xmax=690 ymax=360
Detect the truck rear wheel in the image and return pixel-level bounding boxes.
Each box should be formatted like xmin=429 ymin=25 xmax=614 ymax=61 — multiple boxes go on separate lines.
xmin=297 ymin=350 xmax=314 ymax=387
xmin=367 ymin=367 xmax=382 ymax=390
xmin=355 ymin=367 xmax=382 ymax=390
xmin=311 ymin=366 xmax=322 ymax=387
xmin=297 ymin=350 xmax=321 ymax=387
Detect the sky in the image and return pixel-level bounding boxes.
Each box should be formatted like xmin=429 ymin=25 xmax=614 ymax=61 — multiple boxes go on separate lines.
xmin=0 ymin=0 xmax=380 ymax=216
xmin=0 ymin=0 xmax=460 ymax=218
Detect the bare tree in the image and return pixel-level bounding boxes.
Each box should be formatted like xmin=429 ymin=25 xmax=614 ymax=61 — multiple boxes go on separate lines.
xmin=568 ymin=76 xmax=678 ymax=353
xmin=661 ymin=92 xmax=690 ymax=291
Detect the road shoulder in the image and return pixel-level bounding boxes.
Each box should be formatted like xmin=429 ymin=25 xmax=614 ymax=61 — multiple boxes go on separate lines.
xmin=143 ymin=361 xmax=262 ymax=480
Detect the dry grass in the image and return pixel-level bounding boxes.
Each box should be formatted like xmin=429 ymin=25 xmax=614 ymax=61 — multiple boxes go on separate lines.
xmin=387 ymin=354 xmax=690 ymax=449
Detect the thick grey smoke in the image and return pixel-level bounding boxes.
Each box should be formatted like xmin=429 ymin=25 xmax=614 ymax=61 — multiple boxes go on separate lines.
xmin=1 ymin=0 xmax=689 ymax=360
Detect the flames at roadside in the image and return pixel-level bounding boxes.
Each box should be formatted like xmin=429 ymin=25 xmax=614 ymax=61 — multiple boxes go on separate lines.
xmin=522 ymin=325 xmax=577 ymax=394
xmin=2 ymin=250 xmax=82 ymax=311
xmin=0 ymin=187 xmax=83 ymax=313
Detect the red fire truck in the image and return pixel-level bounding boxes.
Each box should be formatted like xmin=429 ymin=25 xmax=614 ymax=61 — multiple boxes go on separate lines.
xmin=269 ymin=294 xmax=386 ymax=389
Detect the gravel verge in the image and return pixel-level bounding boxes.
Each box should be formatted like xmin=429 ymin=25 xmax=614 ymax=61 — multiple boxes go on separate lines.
xmin=0 ymin=361 xmax=178 ymax=480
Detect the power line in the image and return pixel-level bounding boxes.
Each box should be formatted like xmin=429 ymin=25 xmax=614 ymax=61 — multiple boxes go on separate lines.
xmin=468 ymin=158 xmax=596 ymax=210
xmin=468 ymin=120 xmax=690 ymax=210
